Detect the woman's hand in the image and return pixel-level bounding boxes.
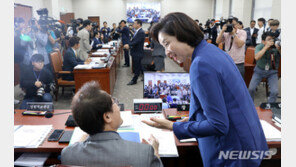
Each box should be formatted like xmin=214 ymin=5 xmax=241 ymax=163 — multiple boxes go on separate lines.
xmin=142 ymin=117 xmax=173 ymax=130
xmin=179 ymin=117 xmax=189 ymax=122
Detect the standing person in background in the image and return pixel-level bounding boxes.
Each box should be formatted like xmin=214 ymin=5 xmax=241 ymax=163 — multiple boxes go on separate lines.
xmin=266 ymin=18 xmax=274 ymax=31
xmin=244 ymin=20 xmax=259 ymax=47
xmin=256 ymin=18 xmax=266 ymax=45
xmin=150 ymin=38 xmax=166 ymax=72
xmin=216 ymin=19 xmax=247 ymax=78
xmin=118 ymin=20 xmax=130 ymax=67
xmin=124 ymin=19 xmax=145 ymax=85
xmin=128 ymin=24 xmax=135 ymax=40
xmin=77 ymin=20 xmax=92 ymax=61
xmin=110 ymin=23 xmax=120 ymax=40
xmin=100 ymin=21 xmax=111 ymax=43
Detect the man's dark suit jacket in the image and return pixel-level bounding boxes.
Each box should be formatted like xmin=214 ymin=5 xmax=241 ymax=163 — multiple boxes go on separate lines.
xmin=92 ymin=37 xmax=103 ymax=50
xmin=244 ymin=27 xmax=259 ymax=46
xmin=118 ymin=26 xmax=130 ymax=45
xmin=129 ymin=28 xmax=145 ymax=58
xmin=62 ymin=48 xmax=84 ymax=80
xmin=210 ymin=25 xmax=218 ymax=46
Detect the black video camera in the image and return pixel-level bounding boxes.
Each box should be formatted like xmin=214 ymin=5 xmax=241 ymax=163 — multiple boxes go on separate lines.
xmin=225 ymin=24 xmax=233 ymax=33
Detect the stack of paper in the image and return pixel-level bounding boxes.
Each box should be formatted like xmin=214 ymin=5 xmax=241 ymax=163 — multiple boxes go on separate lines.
xmin=69 ymin=127 xmax=88 ymax=145
xmin=74 ymin=64 xmax=92 ymax=69
xmin=260 ymin=120 xmax=281 ymax=141
xmin=14 ymin=125 xmax=52 ymax=148
xmin=133 ymin=114 xmax=179 ymax=157
xmin=120 ymin=111 xmax=134 ymax=128
xmin=14 ymin=153 xmax=50 ymax=166
xmin=102 ymin=44 xmax=112 ymax=48
xmin=92 ymin=52 xmax=110 ymax=56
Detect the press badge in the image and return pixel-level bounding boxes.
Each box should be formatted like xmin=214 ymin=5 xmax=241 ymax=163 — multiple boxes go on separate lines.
xmin=265 ymin=64 xmax=269 ymax=71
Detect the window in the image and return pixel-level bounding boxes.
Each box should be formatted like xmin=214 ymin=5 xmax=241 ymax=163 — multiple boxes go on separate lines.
xmin=252 ymin=0 xmax=273 ymax=21
xmin=214 ymin=0 xmax=223 ymax=20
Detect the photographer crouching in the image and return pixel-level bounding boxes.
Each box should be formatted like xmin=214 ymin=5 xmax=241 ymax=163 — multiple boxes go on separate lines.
xmin=216 ymin=17 xmax=247 ymax=78
xmin=248 ymin=32 xmax=280 ymax=103
xmin=20 ymin=54 xmax=53 ymax=109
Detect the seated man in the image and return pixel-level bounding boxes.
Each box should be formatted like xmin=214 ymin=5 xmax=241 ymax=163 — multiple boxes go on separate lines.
xmin=248 ymin=32 xmax=280 ymax=103
xmin=91 ymin=31 xmax=103 ymax=50
xmin=61 ymin=81 xmax=163 ymax=167
xmin=20 ymin=54 xmax=53 ymax=109
xmin=62 ymin=36 xmax=90 ymax=81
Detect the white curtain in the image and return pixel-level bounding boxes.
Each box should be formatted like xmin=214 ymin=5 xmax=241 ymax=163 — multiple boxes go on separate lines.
xmin=215 ymin=0 xmax=223 ymax=20
xmin=253 ymin=0 xmax=273 ymax=22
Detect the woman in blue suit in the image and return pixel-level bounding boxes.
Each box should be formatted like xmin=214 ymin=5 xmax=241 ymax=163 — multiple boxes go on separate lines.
xmin=143 ymin=12 xmax=268 ymax=167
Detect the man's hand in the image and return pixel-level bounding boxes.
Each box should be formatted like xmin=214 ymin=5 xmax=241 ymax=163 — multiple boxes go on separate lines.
xmin=142 ymin=134 xmax=159 ymax=158
xmin=264 ymin=40 xmax=274 ymax=49
xmin=84 ymin=58 xmax=92 ymax=64
xmin=230 ymin=27 xmax=237 ymax=36
xmin=142 ymin=117 xmax=173 ymax=130
xmin=35 ymin=81 xmax=42 ymax=88
xmin=124 ymin=44 xmax=129 ymax=49
xmin=221 ymin=24 xmax=227 ymax=32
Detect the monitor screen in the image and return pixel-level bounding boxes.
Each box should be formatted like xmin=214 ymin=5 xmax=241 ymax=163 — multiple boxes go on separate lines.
xmin=126 ymin=2 xmax=161 ymax=23
xmin=143 ymin=72 xmax=191 ymax=109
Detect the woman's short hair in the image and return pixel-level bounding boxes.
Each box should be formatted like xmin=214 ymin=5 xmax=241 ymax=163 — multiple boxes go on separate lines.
xmin=150 ymin=12 xmax=204 ymax=48
xmin=69 ymin=36 xmax=80 ymax=47
xmin=71 ymin=81 xmax=113 ymax=135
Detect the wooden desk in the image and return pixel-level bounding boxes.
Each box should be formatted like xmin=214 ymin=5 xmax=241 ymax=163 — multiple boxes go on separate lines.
xmin=74 ymin=57 xmax=116 ymax=94
xmin=163 ymin=107 xmax=281 ymax=159
xmin=14 ymin=110 xmax=73 ymax=153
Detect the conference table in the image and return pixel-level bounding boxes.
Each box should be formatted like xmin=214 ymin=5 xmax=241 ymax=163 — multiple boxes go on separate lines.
xmin=14 ymin=107 xmax=281 ymax=166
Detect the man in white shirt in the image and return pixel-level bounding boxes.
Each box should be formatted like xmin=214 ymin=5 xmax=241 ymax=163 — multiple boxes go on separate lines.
xmin=256 ymin=18 xmax=266 ymax=45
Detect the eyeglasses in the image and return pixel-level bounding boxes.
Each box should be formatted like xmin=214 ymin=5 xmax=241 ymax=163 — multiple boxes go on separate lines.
xmin=112 ymin=97 xmax=119 ymax=105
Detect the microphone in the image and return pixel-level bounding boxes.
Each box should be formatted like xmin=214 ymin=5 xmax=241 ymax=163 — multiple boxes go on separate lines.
xmin=45 ymin=111 xmax=72 ymax=118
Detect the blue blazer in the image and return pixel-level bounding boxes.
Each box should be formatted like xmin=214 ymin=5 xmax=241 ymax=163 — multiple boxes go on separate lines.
xmin=92 ymin=37 xmax=103 ymax=50
xmin=129 ymin=28 xmax=145 ymax=58
xmin=173 ymin=40 xmax=268 ymax=167
xmin=62 ymin=48 xmax=84 ymax=80
xmin=118 ymin=26 xmax=130 ymax=45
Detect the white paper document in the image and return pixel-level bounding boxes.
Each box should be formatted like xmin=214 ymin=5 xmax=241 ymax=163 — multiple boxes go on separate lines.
xmin=260 ymin=120 xmax=281 ymax=141
xmin=133 ymin=114 xmax=179 ymax=157
xmin=14 ymin=125 xmax=52 ymax=148
xmin=74 ymin=64 xmax=92 ymax=69
xmin=69 ymin=127 xmax=88 ymax=145
xmin=14 ymin=153 xmax=50 ymax=166
xmin=180 ymin=138 xmax=197 ymax=143
xmin=120 ymin=110 xmax=134 ymax=128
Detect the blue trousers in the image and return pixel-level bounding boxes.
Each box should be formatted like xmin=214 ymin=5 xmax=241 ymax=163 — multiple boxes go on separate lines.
xmin=20 ymin=93 xmax=53 ymax=109
xmin=248 ymin=66 xmax=278 ymax=103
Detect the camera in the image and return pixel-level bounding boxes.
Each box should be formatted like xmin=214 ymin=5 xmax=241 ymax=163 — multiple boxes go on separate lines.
xmin=37 ymin=86 xmax=45 ymax=97
xmin=225 ymin=24 xmax=233 ymax=33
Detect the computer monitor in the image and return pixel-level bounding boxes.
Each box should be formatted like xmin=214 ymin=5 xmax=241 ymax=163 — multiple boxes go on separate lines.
xmin=143 ymin=72 xmax=191 ymax=109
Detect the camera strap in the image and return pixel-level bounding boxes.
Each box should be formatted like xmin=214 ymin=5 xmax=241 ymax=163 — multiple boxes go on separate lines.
xmin=33 ymin=68 xmax=43 ymax=81
xmin=270 ymin=53 xmax=276 ymax=69
xmin=228 ymin=36 xmax=234 ymax=52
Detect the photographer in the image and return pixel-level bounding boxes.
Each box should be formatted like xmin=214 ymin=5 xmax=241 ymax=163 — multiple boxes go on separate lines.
xmin=110 ymin=23 xmax=120 ymax=40
xmin=248 ymin=32 xmax=280 ymax=103
xmin=216 ymin=18 xmax=247 ymax=77
xmin=20 ymin=54 xmax=53 ymax=109
xmin=100 ymin=21 xmax=111 ymax=43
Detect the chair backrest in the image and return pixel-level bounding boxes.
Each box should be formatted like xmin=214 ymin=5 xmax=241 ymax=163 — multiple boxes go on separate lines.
xmin=218 ymin=43 xmax=224 ymax=50
xmin=50 ymin=51 xmax=63 ymax=74
xmin=245 ymin=46 xmax=255 ymax=64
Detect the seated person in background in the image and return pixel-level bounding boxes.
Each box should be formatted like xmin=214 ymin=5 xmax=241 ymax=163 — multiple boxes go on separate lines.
xmin=63 ymin=36 xmax=91 ymax=81
xmin=20 ymin=54 xmax=53 ymax=109
xmin=91 ymin=31 xmax=103 ymax=50
xmin=62 ymin=81 xmax=163 ymax=167
xmin=170 ymin=98 xmax=178 ymax=108
xmin=248 ymin=32 xmax=280 ymax=103
xmin=162 ymin=98 xmax=169 ymax=109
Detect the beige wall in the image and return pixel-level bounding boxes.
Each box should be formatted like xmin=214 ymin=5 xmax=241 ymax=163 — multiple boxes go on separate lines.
xmin=72 ymin=0 xmax=214 ymax=30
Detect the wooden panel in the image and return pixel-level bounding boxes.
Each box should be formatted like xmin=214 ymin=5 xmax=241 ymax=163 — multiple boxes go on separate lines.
xmin=88 ymin=16 xmax=100 ymax=29
xmin=14 ymin=3 xmax=32 ymax=26
xmin=60 ymin=13 xmax=75 ymax=25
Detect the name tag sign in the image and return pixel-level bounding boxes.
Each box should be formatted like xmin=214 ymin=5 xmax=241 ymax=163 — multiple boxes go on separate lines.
xmin=26 ymin=102 xmax=54 ymax=112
